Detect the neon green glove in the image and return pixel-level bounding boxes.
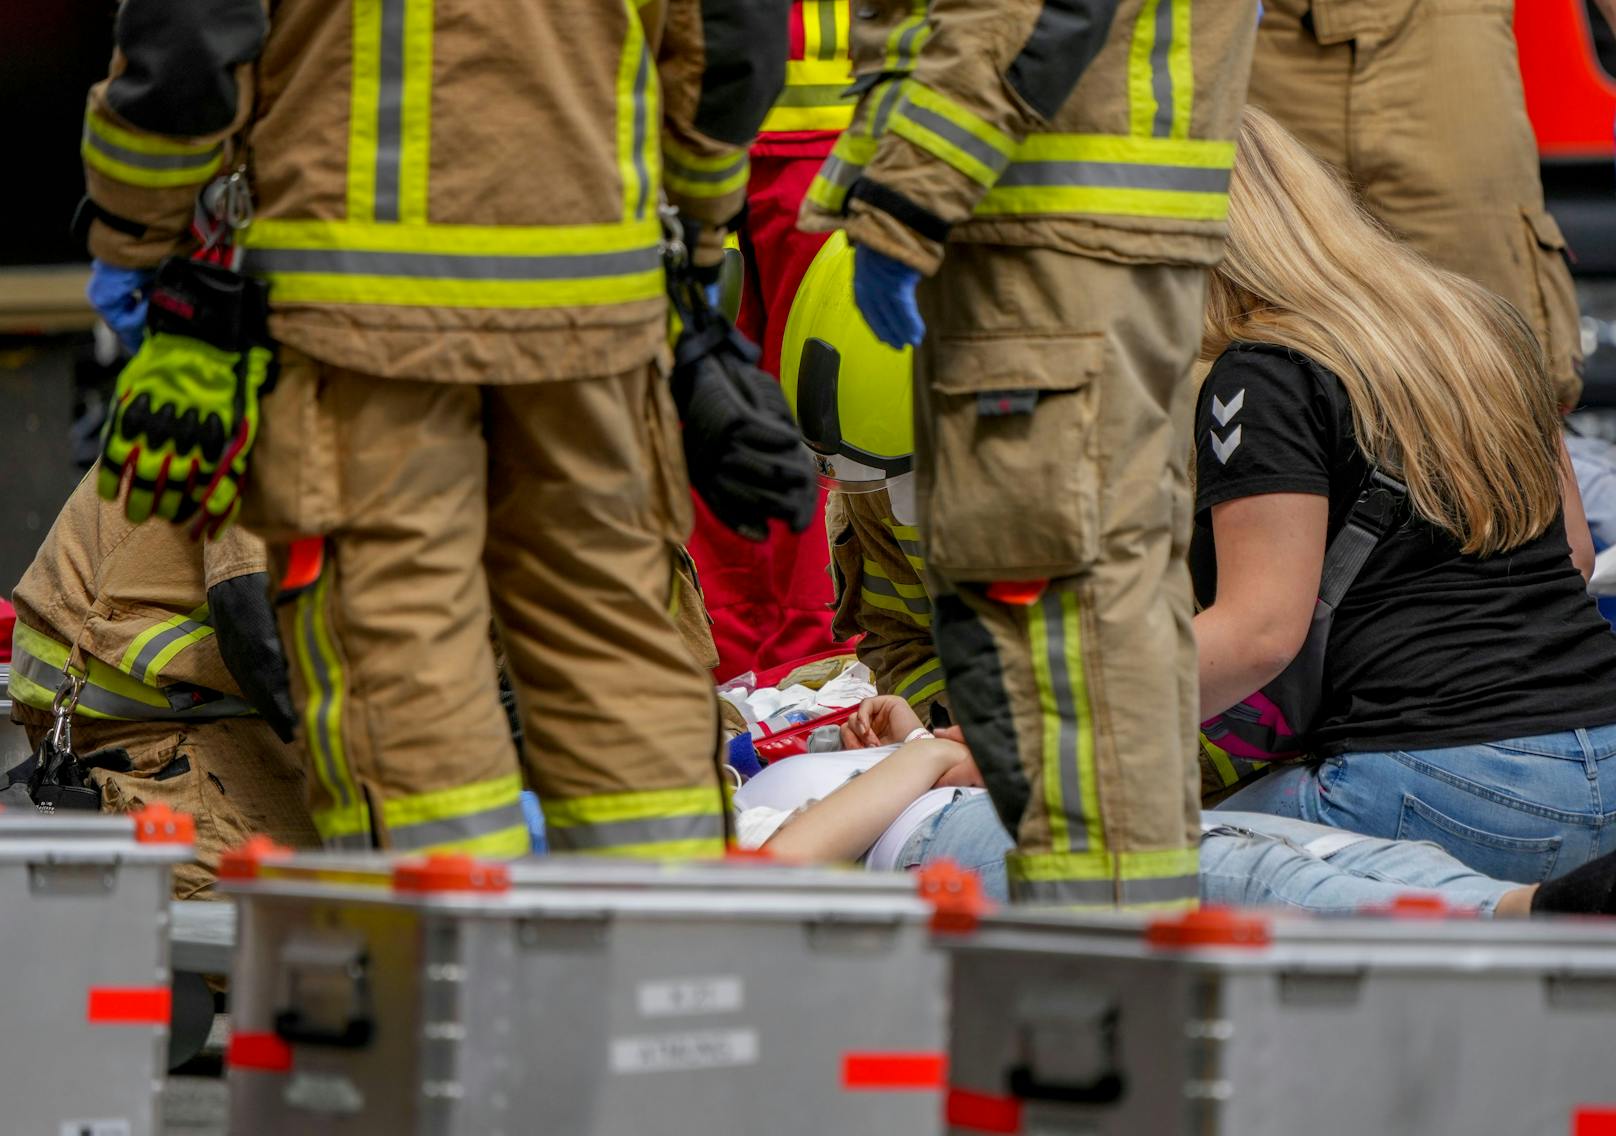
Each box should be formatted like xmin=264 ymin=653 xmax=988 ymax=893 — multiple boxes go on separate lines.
xmin=98 ymin=257 xmax=275 ymax=537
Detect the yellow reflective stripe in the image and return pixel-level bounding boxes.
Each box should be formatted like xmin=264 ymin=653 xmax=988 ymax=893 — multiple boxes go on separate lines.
xmin=760 ymin=104 xmax=857 ymax=134
xmin=382 ymin=773 xmax=523 ymax=831
xmin=889 ymin=81 xmax=1015 ymax=188
xmin=398 ymin=0 xmax=434 ymax=223
xmin=806 ymin=131 xmax=877 ymax=213
xmin=140 ymin=623 xmax=216 ymax=686
xmin=348 ymin=0 xmax=382 ymax=221
xmin=257 ymin=271 xmax=664 ymax=308
xmin=895 ymin=656 xmax=944 ymax=708
xmin=118 ymin=610 xmax=197 ymax=677
xmin=1128 ymin=0 xmax=1161 ymax=139
xmin=1009 ymin=845 xmax=1199 ymax=883
xmin=1169 ymin=0 xmax=1193 ymax=140
xmin=5 ymin=665 xmax=63 ymax=716
xmin=575 ymin=837 xmax=727 ymax=860
xmin=1026 ymin=592 xmax=1102 ymax=855
xmin=83 ymin=111 xmax=219 ymax=157
xmin=861 ymin=560 xmax=926 ymax=598
xmin=13 ymin=623 xmax=171 ymax=711
xmin=542 ymin=785 xmax=722 ymax=828
xmin=295 ymin=565 xmax=369 ymax=844
xmin=81 ymin=112 xmax=222 ymax=189
xmin=860 ymin=589 xmax=932 ymax=627
xmin=82 ymin=140 xmax=221 ymax=189
xmin=1011 ymin=133 xmax=1234 ymax=168
xmin=416 ymin=825 xmax=533 ymax=858
xmin=977 ymin=185 xmax=1227 ymax=221
xmin=1200 ymin=735 xmax=1240 ymax=790
xmin=245 ymin=217 xmax=665 ymax=255
xmin=617 ymin=2 xmax=657 ymax=221
xmin=662 ymin=138 xmax=749 ymax=199
xmin=883 ymin=9 xmax=930 ymax=73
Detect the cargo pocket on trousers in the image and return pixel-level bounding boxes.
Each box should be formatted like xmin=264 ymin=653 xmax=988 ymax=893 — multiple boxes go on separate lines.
xmin=671 ymin=545 xmax=720 ymax=672
xmin=1521 ymin=207 xmax=1583 ymax=407
xmin=924 ymin=334 xmax=1105 ymax=581
xmin=1394 ymin=792 xmax=1562 ymax=885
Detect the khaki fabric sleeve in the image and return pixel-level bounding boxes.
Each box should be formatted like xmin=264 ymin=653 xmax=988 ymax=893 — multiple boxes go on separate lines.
xmin=844 ymin=0 xmax=1121 ymax=273
xmin=81 ymin=0 xmax=267 ymax=267
xmin=201 ymin=525 xmax=270 ymax=592
xmin=653 ymin=0 xmax=789 ymax=265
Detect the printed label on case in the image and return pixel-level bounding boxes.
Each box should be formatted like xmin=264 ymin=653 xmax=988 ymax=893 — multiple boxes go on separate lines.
xmin=637 ymin=976 xmax=744 ymax=1018
xmin=609 ymin=1028 xmax=759 ymax=1074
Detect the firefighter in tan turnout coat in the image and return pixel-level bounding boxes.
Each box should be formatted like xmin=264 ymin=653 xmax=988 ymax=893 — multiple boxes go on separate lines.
xmin=802 ymin=0 xmax=1258 ymax=907
xmin=78 ymin=0 xmax=790 ymax=859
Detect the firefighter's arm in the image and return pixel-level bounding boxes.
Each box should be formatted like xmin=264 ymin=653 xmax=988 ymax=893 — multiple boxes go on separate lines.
xmin=80 ymin=0 xmax=267 ymax=268
xmin=843 ymin=0 xmax=1122 ymax=274
xmin=654 ymin=0 xmax=789 ymax=267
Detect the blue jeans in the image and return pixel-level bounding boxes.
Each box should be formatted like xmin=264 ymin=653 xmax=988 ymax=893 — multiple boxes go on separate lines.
xmin=1218 ymin=724 xmax=1616 ymax=885
xmin=895 ymin=792 xmax=1517 ymax=914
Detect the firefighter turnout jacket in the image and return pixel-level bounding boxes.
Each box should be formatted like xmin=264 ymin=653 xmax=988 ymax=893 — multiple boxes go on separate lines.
xmin=800 ymin=0 xmax=1256 ymax=275
xmin=80 ymin=0 xmax=788 ymax=383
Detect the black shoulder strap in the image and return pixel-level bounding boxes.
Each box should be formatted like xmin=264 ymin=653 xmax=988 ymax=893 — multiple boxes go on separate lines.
xmin=1318 ymin=471 xmax=1406 ymax=607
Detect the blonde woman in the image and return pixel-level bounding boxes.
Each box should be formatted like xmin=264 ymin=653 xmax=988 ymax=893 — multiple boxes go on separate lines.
xmin=1198 ymin=108 xmax=1616 ymax=888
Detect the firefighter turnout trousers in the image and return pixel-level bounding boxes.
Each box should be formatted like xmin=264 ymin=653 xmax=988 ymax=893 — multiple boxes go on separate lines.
xmin=15 ymin=707 xmax=316 ymax=900
xmin=240 ymin=348 xmax=727 ymax=860
xmin=913 ymin=247 xmax=1204 ymax=910
xmin=1251 ymin=0 xmax=1583 ymax=406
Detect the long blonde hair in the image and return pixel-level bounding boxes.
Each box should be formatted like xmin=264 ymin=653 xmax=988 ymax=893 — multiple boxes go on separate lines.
xmin=1204 ymin=107 xmax=1562 ymax=556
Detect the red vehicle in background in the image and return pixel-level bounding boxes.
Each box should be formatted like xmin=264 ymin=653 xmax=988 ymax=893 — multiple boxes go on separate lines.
xmin=1519 ymin=1 xmax=1616 ymax=403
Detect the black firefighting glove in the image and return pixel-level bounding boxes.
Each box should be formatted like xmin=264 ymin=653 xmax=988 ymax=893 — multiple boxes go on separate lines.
xmin=668 ymin=256 xmax=816 ymax=543
xmin=209 ymin=572 xmax=298 ymax=743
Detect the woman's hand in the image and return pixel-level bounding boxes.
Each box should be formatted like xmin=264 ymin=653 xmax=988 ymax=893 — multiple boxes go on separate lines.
xmin=840 ymin=695 xmax=924 ymax=748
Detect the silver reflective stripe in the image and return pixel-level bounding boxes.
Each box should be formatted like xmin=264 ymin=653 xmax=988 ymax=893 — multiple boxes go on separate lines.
xmin=297 ymin=584 xmax=351 ymax=812
xmin=871 ymin=78 xmax=906 ymax=134
xmin=664 ymin=152 xmax=748 ymax=186
xmin=82 ymin=127 xmax=222 ymax=173
xmin=862 ymin=573 xmax=931 ymax=616
xmin=895 ymin=536 xmax=924 ymax=563
xmin=890 ymin=17 xmax=927 ymax=72
xmin=996 ymin=161 xmax=1230 ymax=193
xmin=12 ymin=645 xmax=247 ymax=721
xmin=546 ymin=811 xmax=726 ymax=852
xmin=1152 ymin=0 xmax=1175 ymax=138
xmin=129 ymin=619 xmax=211 ymax=684
xmin=389 ymin=801 xmax=528 ymax=852
xmin=773 ymin=84 xmax=855 ymax=108
xmin=244 ymin=245 xmax=662 ymax=281
xmin=1011 ymin=875 xmax=1118 ymax=906
xmin=1119 ymin=872 xmax=1199 ymax=906
xmin=630 ymin=43 xmax=653 ymax=219
xmin=815 ymin=152 xmax=864 ymax=191
xmin=816 ymin=0 xmax=839 ymax=59
xmin=896 ymin=658 xmax=943 ymax=703
xmin=324 ymin=832 xmax=373 ymax=852
xmin=1038 ymin=593 xmax=1087 ymax=854
xmin=374 ymin=0 xmax=406 ymax=221
xmin=898 ymin=100 xmax=1010 ymax=178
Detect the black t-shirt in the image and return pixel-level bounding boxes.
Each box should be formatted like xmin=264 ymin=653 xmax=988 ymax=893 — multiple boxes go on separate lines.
xmin=1191 ymin=342 xmax=1616 ymax=756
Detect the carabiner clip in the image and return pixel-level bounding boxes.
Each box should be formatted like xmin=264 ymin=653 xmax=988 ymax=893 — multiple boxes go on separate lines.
xmin=49 ymin=669 xmax=84 ymax=754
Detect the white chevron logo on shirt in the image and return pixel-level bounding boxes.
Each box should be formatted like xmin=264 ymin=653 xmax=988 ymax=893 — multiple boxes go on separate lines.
xmin=1212 ymin=388 xmax=1245 ymax=426
xmin=1211 ymin=424 xmax=1243 ymax=464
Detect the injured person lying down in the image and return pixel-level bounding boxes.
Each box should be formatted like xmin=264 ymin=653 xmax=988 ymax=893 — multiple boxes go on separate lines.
xmin=733 ymin=695 xmax=1616 ymax=919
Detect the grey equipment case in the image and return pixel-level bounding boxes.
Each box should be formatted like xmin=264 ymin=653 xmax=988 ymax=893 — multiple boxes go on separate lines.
xmin=0 ymin=806 xmax=191 ymax=1136
xmin=942 ymin=902 xmax=1616 ymax=1136
xmin=222 ymin=847 xmax=953 ymax=1136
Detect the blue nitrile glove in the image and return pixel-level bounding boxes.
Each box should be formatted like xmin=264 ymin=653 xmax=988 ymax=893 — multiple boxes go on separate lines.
xmin=853 ymin=244 xmax=925 ymax=350
xmin=87 ymin=260 xmax=154 ymax=355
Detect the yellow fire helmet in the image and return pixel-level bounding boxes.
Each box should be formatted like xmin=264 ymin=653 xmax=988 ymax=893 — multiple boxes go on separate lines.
xmin=780 ymin=231 xmax=914 ymax=494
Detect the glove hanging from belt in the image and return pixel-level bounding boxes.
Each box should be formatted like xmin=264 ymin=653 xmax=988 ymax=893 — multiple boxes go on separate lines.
xmin=98 ymin=256 xmax=275 ymax=538
xmin=666 ymin=216 xmax=817 ymax=543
